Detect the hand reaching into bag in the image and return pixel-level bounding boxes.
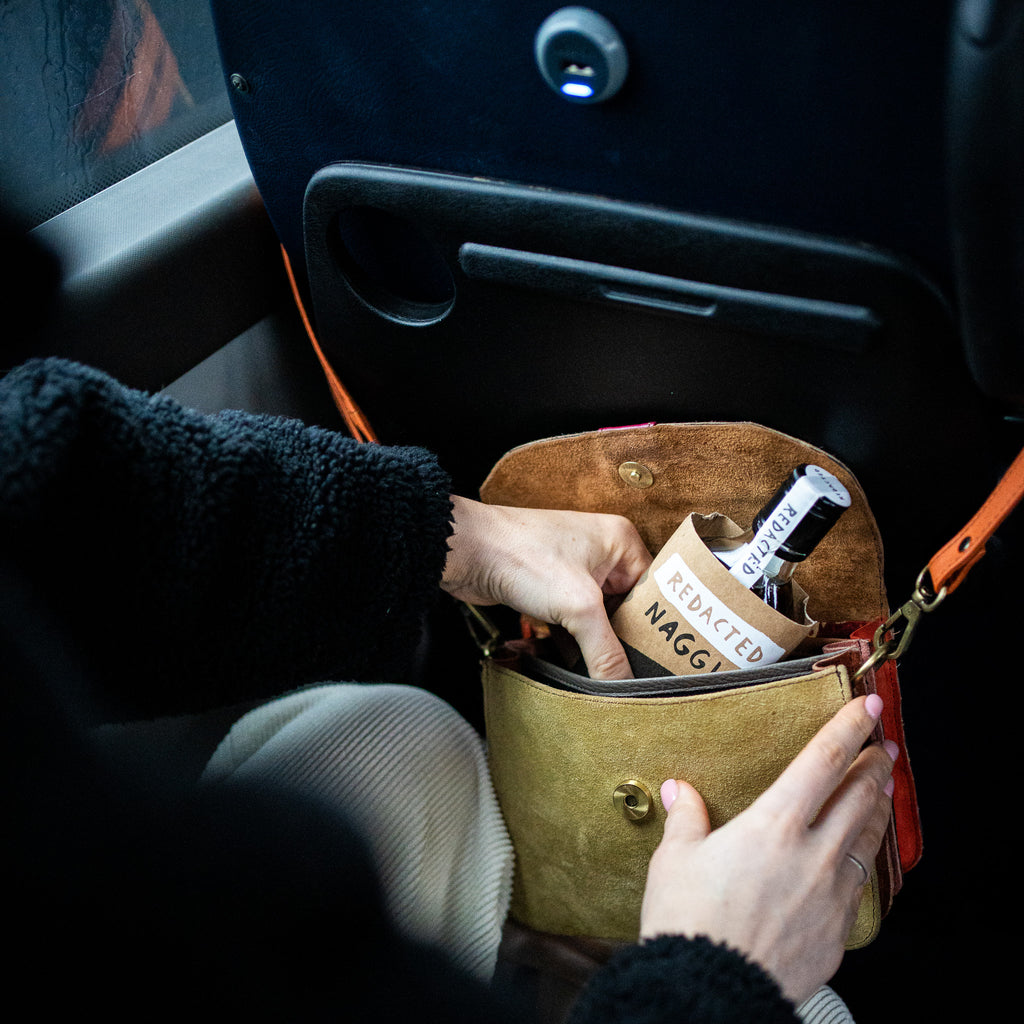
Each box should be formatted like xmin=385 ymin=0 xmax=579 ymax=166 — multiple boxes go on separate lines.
xmin=639 ymin=694 xmax=898 ymax=1006
xmin=441 ymin=495 xmax=652 ymax=680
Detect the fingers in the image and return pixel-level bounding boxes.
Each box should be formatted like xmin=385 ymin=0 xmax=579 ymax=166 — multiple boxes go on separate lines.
xmin=842 ymin=852 xmax=871 ymax=888
xmin=564 ymin=596 xmax=634 ymax=679
xmin=641 ymin=698 xmax=896 ymax=1006
xmin=814 ymin=735 xmax=896 ymax=836
xmin=571 ymin=607 xmax=634 ymax=679
xmin=638 ymin=779 xmax=712 ymax=941
xmin=755 ymin=694 xmax=886 ymax=827
xmin=642 ymin=700 xmax=896 ymax=1003
xmin=441 ymin=502 xmax=650 ymax=652
xmin=822 ymin=739 xmax=898 ymax=886
xmin=844 ymin=802 xmax=889 ymax=890
xmin=659 ymin=779 xmax=712 ymax=844
xmin=598 ymin=519 xmax=653 ymax=596
xmin=571 ymin=516 xmax=649 ymax=678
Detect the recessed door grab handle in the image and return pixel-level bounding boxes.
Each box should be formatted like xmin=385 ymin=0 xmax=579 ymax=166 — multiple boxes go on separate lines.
xmin=459 ymin=242 xmax=879 ymax=353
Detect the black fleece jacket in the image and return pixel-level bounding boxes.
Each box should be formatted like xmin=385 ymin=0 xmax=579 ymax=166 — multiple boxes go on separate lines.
xmin=0 ymin=357 xmax=798 ymax=1023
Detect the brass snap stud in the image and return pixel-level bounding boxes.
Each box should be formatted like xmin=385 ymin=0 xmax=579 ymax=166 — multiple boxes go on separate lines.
xmin=618 ymin=461 xmax=653 ymax=489
xmin=612 ymin=781 xmax=653 ymax=821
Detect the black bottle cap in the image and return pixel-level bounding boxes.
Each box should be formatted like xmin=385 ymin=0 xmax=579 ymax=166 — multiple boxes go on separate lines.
xmin=752 ymin=464 xmax=851 ymax=562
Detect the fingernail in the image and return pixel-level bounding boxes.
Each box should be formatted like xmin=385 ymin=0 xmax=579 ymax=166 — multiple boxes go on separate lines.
xmin=661 ymin=778 xmax=678 ymax=811
xmin=884 ymin=739 xmax=899 ymax=762
xmin=884 ymin=777 xmax=895 ymax=797
xmin=865 ymin=694 xmax=884 ymax=720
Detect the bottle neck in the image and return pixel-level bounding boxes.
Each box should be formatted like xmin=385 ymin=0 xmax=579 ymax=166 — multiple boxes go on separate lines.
xmin=708 ymin=539 xmax=797 ymax=583
xmin=727 ymin=470 xmax=842 ymax=586
xmin=761 ymin=553 xmax=796 ymax=584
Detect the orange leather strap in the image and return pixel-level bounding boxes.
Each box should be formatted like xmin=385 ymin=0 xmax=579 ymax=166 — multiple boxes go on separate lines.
xmin=927 ymin=445 xmax=1024 ymax=595
xmin=281 ymin=245 xmax=378 ymax=444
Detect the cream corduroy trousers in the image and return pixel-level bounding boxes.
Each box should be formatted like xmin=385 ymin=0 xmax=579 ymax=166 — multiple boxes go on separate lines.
xmin=201 ymin=683 xmax=515 ymax=981
xmin=200 ymin=682 xmax=854 ymax=1022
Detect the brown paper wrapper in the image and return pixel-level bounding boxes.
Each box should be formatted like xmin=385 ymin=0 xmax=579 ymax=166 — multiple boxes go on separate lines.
xmin=611 ymin=513 xmax=815 ymax=676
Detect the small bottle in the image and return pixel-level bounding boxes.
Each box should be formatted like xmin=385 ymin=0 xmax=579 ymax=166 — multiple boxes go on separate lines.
xmin=708 ymin=465 xmax=851 ymax=620
xmin=610 ymin=463 xmax=851 ymax=677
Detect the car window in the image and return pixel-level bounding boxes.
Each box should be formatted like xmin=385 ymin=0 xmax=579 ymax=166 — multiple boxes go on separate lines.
xmin=0 ymin=0 xmax=231 ymax=227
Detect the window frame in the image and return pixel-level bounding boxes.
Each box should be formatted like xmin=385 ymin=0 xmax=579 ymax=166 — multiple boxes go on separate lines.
xmin=29 ymin=121 xmax=289 ymax=391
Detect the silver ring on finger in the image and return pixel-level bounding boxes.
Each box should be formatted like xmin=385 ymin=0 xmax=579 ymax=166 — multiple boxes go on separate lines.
xmin=845 ymin=853 xmax=869 ymax=886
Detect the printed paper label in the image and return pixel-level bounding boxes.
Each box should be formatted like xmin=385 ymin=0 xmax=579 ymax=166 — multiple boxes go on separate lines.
xmin=610 ymin=513 xmax=815 ymax=677
xmin=654 ymin=553 xmax=787 ymax=665
xmin=727 ymin=470 xmax=846 ymax=585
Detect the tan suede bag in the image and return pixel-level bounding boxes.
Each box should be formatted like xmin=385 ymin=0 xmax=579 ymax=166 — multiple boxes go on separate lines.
xmin=296 ymin=277 xmax=1022 ymax=954
xmin=475 ymin=422 xmax=923 ymax=950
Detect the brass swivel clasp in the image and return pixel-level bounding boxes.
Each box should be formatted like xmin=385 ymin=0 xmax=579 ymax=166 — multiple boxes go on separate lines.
xmin=460 ymin=602 xmax=502 ymax=659
xmin=854 ymin=568 xmax=947 ymax=680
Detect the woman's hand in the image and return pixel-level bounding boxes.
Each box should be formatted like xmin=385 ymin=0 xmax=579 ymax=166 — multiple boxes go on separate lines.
xmin=441 ymin=496 xmax=651 ymax=679
xmin=640 ymin=694 xmax=898 ymax=1006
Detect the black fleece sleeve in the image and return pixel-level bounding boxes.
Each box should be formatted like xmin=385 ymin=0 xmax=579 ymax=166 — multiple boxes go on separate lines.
xmin=568 ymin=935 xmax=800 ymax=1024
xmin=0 ymin=358 xmax=454 ymax=718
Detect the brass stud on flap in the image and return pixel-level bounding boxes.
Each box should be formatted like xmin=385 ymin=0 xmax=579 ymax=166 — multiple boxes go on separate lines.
xmin=618 ymin=462 xmax=653 ymax=489
xmin=612 ymin=781 xmax=653 ymax=821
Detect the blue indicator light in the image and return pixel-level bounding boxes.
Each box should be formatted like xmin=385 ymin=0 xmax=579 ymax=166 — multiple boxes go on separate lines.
xmin=561 ymin=81 xmax=595 ymax=99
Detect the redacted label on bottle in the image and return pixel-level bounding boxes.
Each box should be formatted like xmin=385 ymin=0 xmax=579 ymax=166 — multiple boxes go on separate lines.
xmin=654 ymin=553 xmax=788 ymax=666
xmin=727 ymin=467 xmax=850 ymax=586
xmin=611 ymin=514 xmax=814 ymax=677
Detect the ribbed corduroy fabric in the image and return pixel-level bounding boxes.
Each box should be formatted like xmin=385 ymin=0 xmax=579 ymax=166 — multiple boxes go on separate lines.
xmin=201 ymin=683 xmax=515 ymax=980
xmin=796 ymin=987 xmax=855 ymax=1024
xmin=200 ymin=682 xmax=858 ymax=1016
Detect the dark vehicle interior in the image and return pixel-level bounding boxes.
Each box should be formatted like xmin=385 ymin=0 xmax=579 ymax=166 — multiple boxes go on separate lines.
xmin=3 ymin=1 xmax=1022 ymax=1019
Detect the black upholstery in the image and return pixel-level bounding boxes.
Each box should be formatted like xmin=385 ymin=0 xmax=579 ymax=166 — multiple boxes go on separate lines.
xmin=209 ymin=1 xmax=1021 ymax=572
xmin=211 ymin=2 xmax=954 ymax=280
xmin=947 ymin=0 xmax=1024 ymax=404
xmin=206 ymin=4 xmax=1024 ymax=1018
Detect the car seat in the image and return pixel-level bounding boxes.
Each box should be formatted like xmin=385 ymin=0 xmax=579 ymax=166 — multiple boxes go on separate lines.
xmin=207 ymin=1 xmax=1021 ymax=574
xmin=206 ymin=3 xmax=1024 ymax=1016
